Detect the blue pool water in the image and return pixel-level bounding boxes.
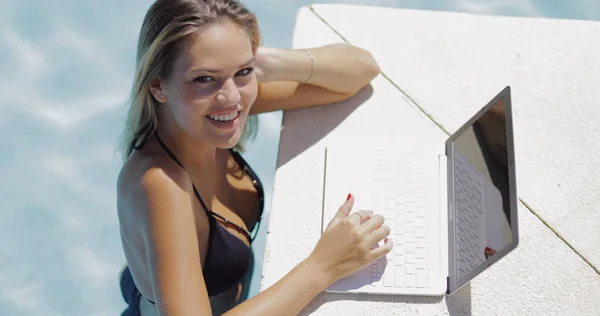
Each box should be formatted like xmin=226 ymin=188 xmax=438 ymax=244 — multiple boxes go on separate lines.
xmin=1 ymin=0 xmax=598 ymax=314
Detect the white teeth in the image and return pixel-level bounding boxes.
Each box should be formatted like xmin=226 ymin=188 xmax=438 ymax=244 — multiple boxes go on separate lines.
xmin=208 ymin=111 xmax=238 ymax=122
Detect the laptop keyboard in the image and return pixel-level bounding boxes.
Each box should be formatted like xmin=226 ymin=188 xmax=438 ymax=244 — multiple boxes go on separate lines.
xmin=368 ymin=147 xmax=438 ymax=289
xmin=453 ymin=150 xmax=485 ymax=279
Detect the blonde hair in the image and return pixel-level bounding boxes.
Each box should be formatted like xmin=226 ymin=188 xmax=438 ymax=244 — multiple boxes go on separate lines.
xmin=117 ymin=0 xmax=261 ymax=162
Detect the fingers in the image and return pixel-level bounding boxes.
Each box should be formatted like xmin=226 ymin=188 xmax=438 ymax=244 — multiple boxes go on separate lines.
xmin=345 ymin=209 xmax=374 ymax=226
xmin=332 ymin=193 xmax=354 ymax=222
xmin=358 ymin=214 xmax=385 ymax=234
xmin=365 ymin=224 xmax=391 ymax=246
xmin=369 ymin=237 xmax=394 ymax=259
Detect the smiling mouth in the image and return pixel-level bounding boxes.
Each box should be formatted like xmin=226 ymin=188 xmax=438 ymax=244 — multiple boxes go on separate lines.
xmin=206 ymin=110 xmax=241 ymax=122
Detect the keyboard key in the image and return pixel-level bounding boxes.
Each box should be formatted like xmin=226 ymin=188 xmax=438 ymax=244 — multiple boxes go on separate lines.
xmin=417 ymin=197 xmax=427 ymax=208
xmin=395 ymin=223 xmax=405 ymax=235
xmin=416 ymin=248 xmax=426 ymax=259
xmin=395 ymin=244 xmax=404 ymax=255
xmin=394 ymin=234 xmax=404 ymax=245
xmin=406 ymin=263 xmax=415 ymax=274
xmin=416 ymin=259 xmax=426 ymax=270
xmin=406 ymin=274 xmax=415 ymax=288
xmin=396 ymin=205 xmax=405 ymax=216
xmin=405 ymin=243 xmax=415 ymax=253
xmin=406 ymin=253 xmax=415 ymax=264
xmin=395 ymin=194 xmax=406 ymax=206
xmin=406 ymin=212 xmax=415 ymax=223
xmin=395 ymin=255 xmax=404 ymax=266
xmin=385 ymin=207 xmax=395 ymax=217
xmin=394 ymin=266 xmax=405 ymax=287
xmin=384 ymin=264 xmax=394 ymax=287
xmin=406 ymin=232 xmax=416 ymax=243
xmin=416 ymin=270 xmax=426 ymax=288
xmin=378 ymin=258 xmax=385 ymax=278
xmin=384 ymin=209 xmax=394 ymax=220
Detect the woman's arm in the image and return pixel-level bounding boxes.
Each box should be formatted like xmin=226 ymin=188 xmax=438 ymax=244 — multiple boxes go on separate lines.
xmin=138 ymin=166 xmax=391 ymax=315
xmin=256 ymin=43 xmax=380 ymax=93
xmin=251 ymin=43 xmax=380 ymax=114
xmin=223 ymin=257 xmax=331 ymax=316
xmin=137 ymin=161 xmax=212 ymax=315
xmin=224 ymin=195 xmax=391 ymax=316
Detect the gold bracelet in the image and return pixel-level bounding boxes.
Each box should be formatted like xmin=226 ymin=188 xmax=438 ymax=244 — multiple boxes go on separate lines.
xmin=301 ymin=49 xmax=314 ymax=84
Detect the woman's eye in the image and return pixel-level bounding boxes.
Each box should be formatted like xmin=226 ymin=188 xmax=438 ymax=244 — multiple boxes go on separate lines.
xmin=237 ymin=67 xmax=254 ymax=76
xmin=194 ymin=68 xmax=252 ymax=83
xmin=194 ymin=76 xmax=214 ymax=83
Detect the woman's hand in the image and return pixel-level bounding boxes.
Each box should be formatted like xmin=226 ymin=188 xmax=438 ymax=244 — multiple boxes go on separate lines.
xmin=307 ymin=194 xmax=393 ymax=285
xmin=220 ymin=194 xmax=391 ymax=316
xmin=253 ymin=47 xmax=279 ymax=83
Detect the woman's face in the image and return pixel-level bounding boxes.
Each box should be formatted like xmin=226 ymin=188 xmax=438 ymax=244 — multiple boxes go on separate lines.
xmin=157 ymin=21 xmax=258 ymax=149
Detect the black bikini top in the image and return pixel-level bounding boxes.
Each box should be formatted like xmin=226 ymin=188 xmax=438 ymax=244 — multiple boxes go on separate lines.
xmin=142 ymin=132 xmax=264 ymax=297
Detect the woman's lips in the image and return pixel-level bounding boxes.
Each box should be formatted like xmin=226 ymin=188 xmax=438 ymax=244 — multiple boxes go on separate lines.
xmin=205 ymin=110 xmax=241 ymax=130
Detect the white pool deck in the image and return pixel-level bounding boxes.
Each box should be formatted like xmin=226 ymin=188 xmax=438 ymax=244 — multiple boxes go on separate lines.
xmin=259 ymin=4 xmax=600 ymax=316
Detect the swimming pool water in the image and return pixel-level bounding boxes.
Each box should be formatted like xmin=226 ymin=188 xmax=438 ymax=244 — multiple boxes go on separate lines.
xmin=0 ymin=0 xmax=598 ymax=314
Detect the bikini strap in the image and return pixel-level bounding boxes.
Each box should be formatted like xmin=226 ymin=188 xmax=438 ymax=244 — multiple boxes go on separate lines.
xmin=154 ymin=132 xmax=253 ymax=243
xmin=154 ymin=132 xmax=212 ymax=214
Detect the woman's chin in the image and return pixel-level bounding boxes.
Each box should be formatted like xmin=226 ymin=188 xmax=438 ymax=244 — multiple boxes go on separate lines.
xmin=202 ymin=113 xmax=247 ymax=149
xmin=213 ymin=130 xmax=243 ymax=149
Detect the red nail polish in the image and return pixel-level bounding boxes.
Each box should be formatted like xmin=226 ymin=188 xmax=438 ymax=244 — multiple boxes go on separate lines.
xmin=485 ymin=247 xmax=492 ymax=252
xmin=346 ymin=193 xmax=352 ymax=201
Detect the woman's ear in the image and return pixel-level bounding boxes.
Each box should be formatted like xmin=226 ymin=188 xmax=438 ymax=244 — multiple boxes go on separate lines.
xmin=148 ymin=78 xmax=168 ymax=103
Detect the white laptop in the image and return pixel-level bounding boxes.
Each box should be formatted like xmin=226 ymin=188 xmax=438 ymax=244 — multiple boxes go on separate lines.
xmin=321 ymin=86 xmax=519 ymax=296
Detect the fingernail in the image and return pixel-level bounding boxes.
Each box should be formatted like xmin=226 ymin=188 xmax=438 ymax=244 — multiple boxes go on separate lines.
xmin=346 ymin=193 xmax=352 ymax=201
xmin=485 ymin=247 xmax=491 ymax=252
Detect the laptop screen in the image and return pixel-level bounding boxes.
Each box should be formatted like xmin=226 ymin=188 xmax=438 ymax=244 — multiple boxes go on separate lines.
xmin=449 ymin=94 xmax=515 ymax=287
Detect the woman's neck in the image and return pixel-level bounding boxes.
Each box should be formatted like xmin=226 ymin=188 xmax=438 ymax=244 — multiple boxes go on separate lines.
xmin=155 ymin=120 xmax=220 ymax=174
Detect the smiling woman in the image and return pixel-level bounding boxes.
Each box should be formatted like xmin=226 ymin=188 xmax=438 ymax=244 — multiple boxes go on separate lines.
xmin=115 ymin=0 xmax=385 ymax=315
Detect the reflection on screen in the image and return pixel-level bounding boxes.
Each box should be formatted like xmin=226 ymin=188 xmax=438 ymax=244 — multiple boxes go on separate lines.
xmin=452 ymin=98 xmax=511 ymax=280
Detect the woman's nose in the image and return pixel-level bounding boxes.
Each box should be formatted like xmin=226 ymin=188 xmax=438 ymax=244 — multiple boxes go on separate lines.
xmin=215 ymin=78 xmax=241 ymax=104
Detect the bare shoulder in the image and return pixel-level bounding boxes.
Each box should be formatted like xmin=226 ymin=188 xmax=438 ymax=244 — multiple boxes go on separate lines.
xmin=117 ymin=150 xmax=198 ymax=256
xmin=117 ymin=151 xmax=212 ymax=313
xmin=118 ymin=151 xmax=192 ymax=219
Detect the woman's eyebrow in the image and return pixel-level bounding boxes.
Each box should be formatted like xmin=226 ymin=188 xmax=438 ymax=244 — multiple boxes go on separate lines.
xmin=190 ymin=57 xmax=255 ymax=74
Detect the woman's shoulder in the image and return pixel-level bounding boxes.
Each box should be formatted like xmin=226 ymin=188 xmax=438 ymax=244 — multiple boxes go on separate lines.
xmin=117 ymin=149 xmax=193 ymax=219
